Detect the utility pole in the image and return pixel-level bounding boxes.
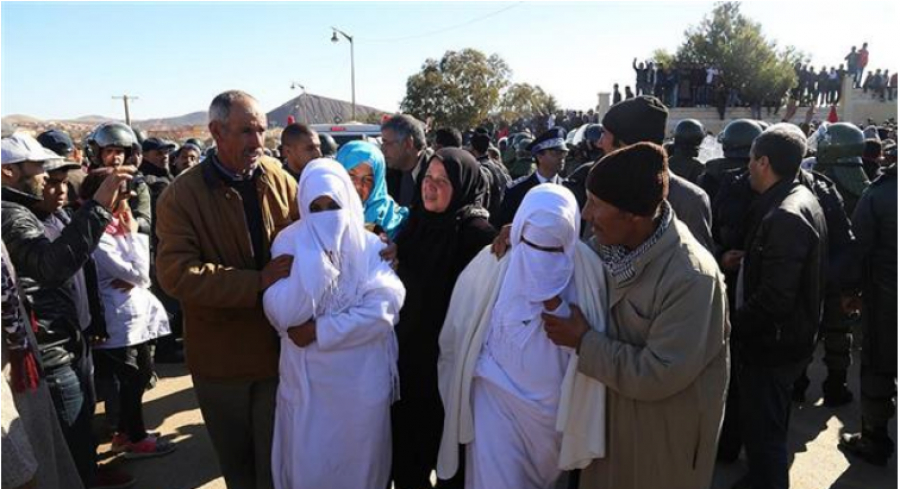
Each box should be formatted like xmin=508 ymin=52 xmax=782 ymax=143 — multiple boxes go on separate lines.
xmin=112 ymin=95 xmax=139 ymax=125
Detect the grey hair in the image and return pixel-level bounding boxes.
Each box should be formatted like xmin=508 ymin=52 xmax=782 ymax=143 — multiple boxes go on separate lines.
xmin=381 ymin=114 xmax=426 ymax=151
xmin=209 ymin=90 xmax=258 ymax=124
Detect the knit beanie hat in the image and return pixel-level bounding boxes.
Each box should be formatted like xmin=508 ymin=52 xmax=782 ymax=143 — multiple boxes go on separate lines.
xmin=602 ymin=96 xmax=668 ymax=145
xmin=587 ymin=142 xmax=669 ymax=216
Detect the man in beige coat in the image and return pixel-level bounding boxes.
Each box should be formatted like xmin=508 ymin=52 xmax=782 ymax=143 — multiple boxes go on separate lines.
xmin=156 ymin=91 xmax=299 ymax=489
xmin=543 ymin=142 xmax=729 ymax=489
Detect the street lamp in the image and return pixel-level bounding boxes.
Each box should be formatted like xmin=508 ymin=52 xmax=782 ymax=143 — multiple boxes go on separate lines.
xmin=330 ymin=26 xmax=356 ymax=121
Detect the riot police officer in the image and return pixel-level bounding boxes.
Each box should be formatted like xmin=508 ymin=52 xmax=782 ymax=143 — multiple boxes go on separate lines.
xmin=839 ymin=164 xmax=897 ymax=466
xmin=813 ymin=122 xmax=871 ymax=214
xmin=507 ymin=136 xmax=536 ymax=180
xmin=86 ymin=122 xmax=152 ymax=235
xmin=320 ymin=133 xmax=338 ymax=158
xmin=699 ymin=119 xmax=763 ymax=198
xmin=669 ymin=119 xmax=706 ymax=183
xmin=564 ymin=124 xmax=605 ymax=214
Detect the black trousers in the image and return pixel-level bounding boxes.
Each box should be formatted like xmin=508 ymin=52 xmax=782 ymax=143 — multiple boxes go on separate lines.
xmin=739 ymin=359 xmax=807 ymax=489
xmin=860 ymin=287 xmax=898 ymax=428
xmin=94 ymin=343 xmax=153 ymax=442
xmin=391 ymin=393 xmax=445 ymax=489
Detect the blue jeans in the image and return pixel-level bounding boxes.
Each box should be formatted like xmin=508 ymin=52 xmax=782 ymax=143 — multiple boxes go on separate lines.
xmin=739 ymin=359 xmax=807 ymax=489
xmin=45 ymin=357 xmax=97 ymax=486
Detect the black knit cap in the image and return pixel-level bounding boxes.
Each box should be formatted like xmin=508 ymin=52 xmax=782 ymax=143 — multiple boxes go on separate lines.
xmin=587 ymin=142 xmax=669 ymax=217
xmin=602 ymin=95 xmax=669 ymax=145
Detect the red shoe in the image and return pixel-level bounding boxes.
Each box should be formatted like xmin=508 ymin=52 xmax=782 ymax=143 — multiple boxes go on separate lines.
xmin=110 ymin=433 xmax=130 ymax=453
xmin=110 ymin=431 xmax=160 ymax=453
xmin=123 ymin=435 xmax=177 ymax=460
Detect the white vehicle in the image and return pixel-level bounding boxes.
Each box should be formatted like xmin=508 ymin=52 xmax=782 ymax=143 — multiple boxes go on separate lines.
xmin=310 ymin=123 xmax=382 ymax=149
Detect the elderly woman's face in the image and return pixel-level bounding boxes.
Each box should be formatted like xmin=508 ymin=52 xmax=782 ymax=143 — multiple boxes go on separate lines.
xmin=347 ymin=163 xmax=375 ymax=204
xmin=422 ymin=159 xmax=453 ymax=213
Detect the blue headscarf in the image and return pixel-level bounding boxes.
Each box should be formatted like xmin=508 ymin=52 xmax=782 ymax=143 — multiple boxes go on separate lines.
xmin=335 ymin=140 xmax=409 ymax=239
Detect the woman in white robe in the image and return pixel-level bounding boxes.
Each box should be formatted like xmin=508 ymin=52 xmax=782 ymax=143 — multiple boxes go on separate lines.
xmin=263 ymin=158 xmax=406 ymax=489
xmin=437 ymin=184 xmax=608 ymax=489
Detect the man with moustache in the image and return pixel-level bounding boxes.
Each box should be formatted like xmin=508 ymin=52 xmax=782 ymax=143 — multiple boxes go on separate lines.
xmin=155 ymin=90 xmax=299 ymax=489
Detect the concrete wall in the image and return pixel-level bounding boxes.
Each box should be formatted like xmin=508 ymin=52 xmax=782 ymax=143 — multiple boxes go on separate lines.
xmin=596 ymin=78 xmax=897 ymax=136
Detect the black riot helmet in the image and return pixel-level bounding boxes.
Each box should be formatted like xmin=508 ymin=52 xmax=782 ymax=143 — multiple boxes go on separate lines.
xmin=673 ymin=119 xmax=705 ymax=147
xmin=816 ymin=122 xmax=865 ymax=165
xmin=581 ymin=124 xmax=604 ymax=151
xmin=131 ymin=126 xmax=147 ymax=146
xmin=87 ymin=122 xmax=137 ymax=167
xmin=720 ymin=119 xmax=763 ymax=159
xmin=320 ymin=133 xmax=338 ymax=157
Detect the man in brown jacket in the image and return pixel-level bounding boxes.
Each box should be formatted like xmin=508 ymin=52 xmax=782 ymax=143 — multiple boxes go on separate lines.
xmin=543 ymin=143 xmax=729 ymax=489
xmin=156 ymin=90 xmax=298 ymax=489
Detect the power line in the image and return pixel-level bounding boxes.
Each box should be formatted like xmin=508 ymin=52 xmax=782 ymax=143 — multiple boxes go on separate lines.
xmin=357 ymin=2 xmax=523 ymax=43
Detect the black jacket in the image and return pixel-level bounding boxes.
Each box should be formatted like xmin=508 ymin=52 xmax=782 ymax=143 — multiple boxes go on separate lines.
xmin=843 ymin=165 xmax=896 ymax=368
xmin=493 ymin=172 xmax=570 ymax=228
xmin=734 ymin=179 xmax=828 ymax=366
xmin=476 ymin=155 xmax=510 ymax=222
xmin=385 ymin=149 xmax=433 ymax=209
xmin=138 ymin=161 xmax=174 ymax=253
xmin=668 ymin=149 xmax=705 ymax=184
xmin=844 ymin=164 xmax=897 ymax=296
xmin=1 ymin=186 xmax=112 ymax=369
xmin=797 ymin=169 xmax=855 ymax=290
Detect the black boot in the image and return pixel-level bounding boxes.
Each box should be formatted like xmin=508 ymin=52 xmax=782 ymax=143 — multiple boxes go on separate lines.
xmin=823 ymin=369 xmax=854 ymax=407
xmin=839 ymin=425 xmax=894 ymax=466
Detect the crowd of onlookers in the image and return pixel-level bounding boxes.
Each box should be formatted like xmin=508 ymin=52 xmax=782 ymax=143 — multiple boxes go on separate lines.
xmin=611 ymin=42 xmax=896 ymax=116
xmin=2 ymin=87 xmax=896 ymax=489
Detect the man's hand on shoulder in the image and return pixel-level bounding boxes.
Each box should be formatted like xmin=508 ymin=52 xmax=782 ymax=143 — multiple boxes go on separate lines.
xmin=259 ymin=254 xmax=293 ymax=291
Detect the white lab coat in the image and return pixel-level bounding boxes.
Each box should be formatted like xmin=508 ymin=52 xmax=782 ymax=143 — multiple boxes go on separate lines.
xmin=93 ymin=232 xmax=169 ymax=350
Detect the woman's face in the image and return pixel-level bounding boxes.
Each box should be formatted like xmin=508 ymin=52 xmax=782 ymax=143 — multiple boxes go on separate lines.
xmin=309 ymin=195 xmax=340 ymax=213
xmin=422 ymin=159 xmax=453 ymax=213
xmin=347 ymin=163 xmax=375 ymax=204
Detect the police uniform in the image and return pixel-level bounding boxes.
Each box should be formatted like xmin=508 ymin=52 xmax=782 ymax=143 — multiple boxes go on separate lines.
xmin=669 ymin=119 xmax=706 ymax=183
xmin=493 ymin=128 xmax=571 ymax=228
xmin=699 ymin=119 xmax=762 ymax=198
xmin=839 ymin=164 xmax=897 ymax=465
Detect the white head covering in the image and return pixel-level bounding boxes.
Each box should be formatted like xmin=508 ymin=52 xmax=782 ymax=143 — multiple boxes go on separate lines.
xmin=492 ymin=184 xmax=580 ymax=327
xmin=296 ymin=158 xmax=368 ymax=316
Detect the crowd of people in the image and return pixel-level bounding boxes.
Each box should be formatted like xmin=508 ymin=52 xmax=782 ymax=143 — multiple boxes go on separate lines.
xmin=610 ymin=43 xmax=896 ymax=117
xmin=2 ymin=88 xmax=896 ymax=489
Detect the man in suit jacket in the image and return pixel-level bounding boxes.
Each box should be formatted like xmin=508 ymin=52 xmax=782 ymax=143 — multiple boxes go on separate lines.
xmin=493 ymin=127 xmax=572 ymax=227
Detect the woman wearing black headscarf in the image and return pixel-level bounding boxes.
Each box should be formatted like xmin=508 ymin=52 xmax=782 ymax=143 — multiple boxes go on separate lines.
xmin=391 ymin=148 xmax=497 ymax=489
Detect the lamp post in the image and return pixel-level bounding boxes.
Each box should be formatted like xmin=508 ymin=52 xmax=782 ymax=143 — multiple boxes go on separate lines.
xmin=330 ymin=27 xmax=356 ymax=121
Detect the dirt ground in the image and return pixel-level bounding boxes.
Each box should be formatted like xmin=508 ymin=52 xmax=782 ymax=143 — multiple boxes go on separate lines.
xmin=95 ymin=344 xmax=896 ymax=489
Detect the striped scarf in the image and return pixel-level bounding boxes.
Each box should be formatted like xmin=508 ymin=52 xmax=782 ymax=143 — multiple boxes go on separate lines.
xmin=596 ymin=201 xmax=672 ymax=282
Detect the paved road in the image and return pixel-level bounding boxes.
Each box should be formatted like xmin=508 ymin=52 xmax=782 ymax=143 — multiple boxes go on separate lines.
xmin=97 ymin=345 xmax=896 ymax=489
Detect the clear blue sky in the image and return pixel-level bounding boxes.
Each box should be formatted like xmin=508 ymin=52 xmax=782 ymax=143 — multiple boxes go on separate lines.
xmin=1 ymin=1 xmax=895 ymax=121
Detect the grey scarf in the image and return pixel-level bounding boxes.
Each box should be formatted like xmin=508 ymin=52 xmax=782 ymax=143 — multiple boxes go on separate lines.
xmin=596 ymin=201 xmax=673 ymax=282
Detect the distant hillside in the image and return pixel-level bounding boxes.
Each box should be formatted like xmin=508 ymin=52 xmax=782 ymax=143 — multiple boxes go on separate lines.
xmin=136 ymin=111 xmax=207 ymax=129
xmin=72 ymin=115 xmax=117 ymax=123
xmin=267 ymin=92 xmax=388 ymax=128
xmin=3 ymin=93 xmax=388 ymax=132
xmin=2 ymin=114 xmax=42 ymax=125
